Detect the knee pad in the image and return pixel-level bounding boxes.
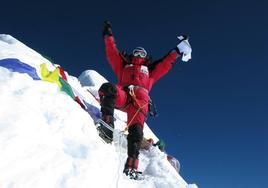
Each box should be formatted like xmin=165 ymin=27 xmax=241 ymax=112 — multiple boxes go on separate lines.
xmin=98 ymin=83 xmax=117 ymax=116
xmin=99 ymin=82 xmax=117 ymax=98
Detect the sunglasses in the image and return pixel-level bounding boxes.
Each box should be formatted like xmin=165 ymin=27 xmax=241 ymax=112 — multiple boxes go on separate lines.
xmin=133 ymin=49 xmax=147 ymax=58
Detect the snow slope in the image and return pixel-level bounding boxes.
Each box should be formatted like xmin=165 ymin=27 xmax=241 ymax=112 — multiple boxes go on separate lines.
xmin=0 ymin=34 xmax=197 ymax=188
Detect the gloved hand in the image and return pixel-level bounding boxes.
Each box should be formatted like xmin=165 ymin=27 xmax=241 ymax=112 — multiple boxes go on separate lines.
xmin=176 ymin=35 xmax=192 ymax=62
xmin=103 ymin=20 xmax=113 ymax=37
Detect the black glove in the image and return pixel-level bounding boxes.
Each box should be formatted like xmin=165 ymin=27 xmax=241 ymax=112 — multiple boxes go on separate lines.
xmin=103 ymin=20 xmax=113 ymax=37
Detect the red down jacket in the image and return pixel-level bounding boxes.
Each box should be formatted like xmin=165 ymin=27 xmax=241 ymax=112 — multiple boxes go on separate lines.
xmin=104 ymin=36 xmax=179 ymax=127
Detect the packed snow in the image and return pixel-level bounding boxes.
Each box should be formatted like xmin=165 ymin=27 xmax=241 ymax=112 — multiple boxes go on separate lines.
xmin=0 ymin=34 xmax=198 ymax=188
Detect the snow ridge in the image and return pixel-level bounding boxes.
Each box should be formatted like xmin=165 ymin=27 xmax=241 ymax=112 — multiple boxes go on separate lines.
xmin=0 ymin=34 xmax=197 ymax=188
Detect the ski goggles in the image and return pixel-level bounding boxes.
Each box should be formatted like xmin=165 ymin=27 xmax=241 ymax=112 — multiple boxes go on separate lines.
xmin=133 ymin=47 xmax=147 ymax=58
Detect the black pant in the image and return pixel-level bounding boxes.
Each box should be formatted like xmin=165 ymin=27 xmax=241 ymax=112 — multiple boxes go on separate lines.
xmin=98 ymin=83 xmax=117 ymax=139
xmin=127 ymin=124 xmax=144 ymax=159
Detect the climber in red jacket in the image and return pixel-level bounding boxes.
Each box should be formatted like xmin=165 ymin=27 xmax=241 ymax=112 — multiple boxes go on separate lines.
xmin=98 ymin=21 xmax=192 ymax=179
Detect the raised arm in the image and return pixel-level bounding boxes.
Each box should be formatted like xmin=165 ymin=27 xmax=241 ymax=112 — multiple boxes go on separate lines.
xmin=149 ymin=35 xmax=192 ymax=89
xmin=149 ymin=50 xmax=179 ymax=87
xmin=103 ymin=21 xmax=123 ymax=81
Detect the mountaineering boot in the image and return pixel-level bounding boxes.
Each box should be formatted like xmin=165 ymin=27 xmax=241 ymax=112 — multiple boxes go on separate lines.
xmin=123 ymin=157 xmax=143 ymax=180
xmin=123 ymin=157 xmax=137 ymax=175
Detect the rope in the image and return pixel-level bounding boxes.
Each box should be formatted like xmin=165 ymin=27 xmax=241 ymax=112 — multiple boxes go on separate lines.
xmin=124 ymin=87 xmax=149 ymax=131
xmin=115 ymin=130 xmax=125 ymax=188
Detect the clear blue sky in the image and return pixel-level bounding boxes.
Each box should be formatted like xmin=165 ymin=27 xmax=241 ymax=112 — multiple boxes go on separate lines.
xmin=1 ymin=0 xmax=267 ymax=187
